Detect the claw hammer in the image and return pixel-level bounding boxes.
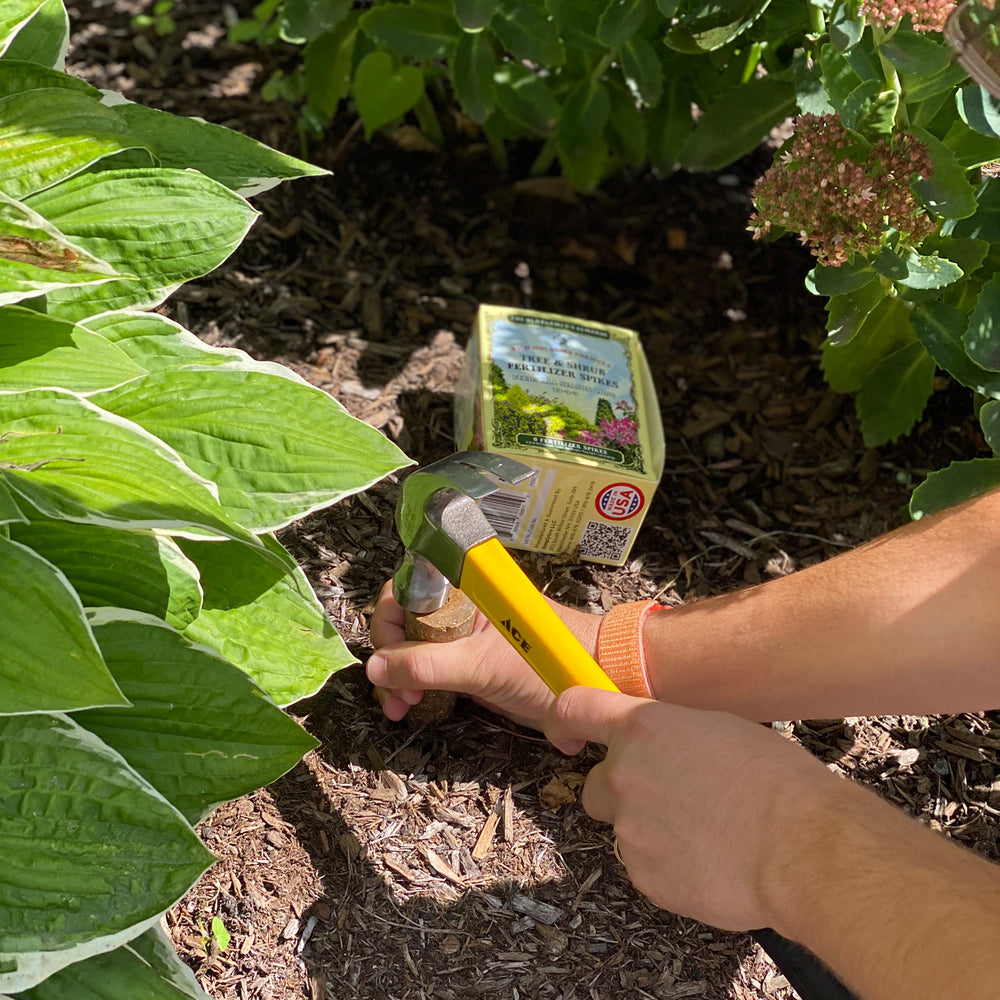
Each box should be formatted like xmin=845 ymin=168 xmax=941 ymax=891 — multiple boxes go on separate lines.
xmin=391 ymin=451 xmax=861 ymax=1000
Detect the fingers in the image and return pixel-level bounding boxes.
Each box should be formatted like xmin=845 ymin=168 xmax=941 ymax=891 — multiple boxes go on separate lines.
xmin=370 ymin=580 xmax=406 ymax=649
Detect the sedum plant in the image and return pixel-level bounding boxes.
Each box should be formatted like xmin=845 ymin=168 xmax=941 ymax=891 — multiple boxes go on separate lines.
xmin=0 ymin=2 xmax=410 ymax=998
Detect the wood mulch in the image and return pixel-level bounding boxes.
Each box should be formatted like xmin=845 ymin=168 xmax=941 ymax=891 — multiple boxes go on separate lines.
xmin=67 ymin=3 xmax=1000 ymax=998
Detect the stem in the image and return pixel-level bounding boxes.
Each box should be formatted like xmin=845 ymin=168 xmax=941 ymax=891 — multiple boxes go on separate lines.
xmin=871 ymin=25 xmax=908 ymax=127
xmin=413 ymin=93 xmax=445 ymax=147
xmin=529 ymin=135 xmax=557 ymax=176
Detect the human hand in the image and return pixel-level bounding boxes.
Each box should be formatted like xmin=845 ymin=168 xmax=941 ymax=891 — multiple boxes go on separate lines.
xmin=544 ymin=687 xmax=838 ymax=932
xmin=367 ymin=581 xmax=601 ymax=730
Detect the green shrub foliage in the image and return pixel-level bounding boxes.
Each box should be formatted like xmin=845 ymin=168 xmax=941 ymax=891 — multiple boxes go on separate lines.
xmin=237 ymin=0 xmax=1000 ymax=512
xmin=0 ymin=4 xmax=410 ymax=997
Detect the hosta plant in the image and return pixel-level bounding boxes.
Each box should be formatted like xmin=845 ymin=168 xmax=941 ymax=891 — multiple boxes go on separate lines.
xmin=0 ymin=3 xmax=410 ymax=998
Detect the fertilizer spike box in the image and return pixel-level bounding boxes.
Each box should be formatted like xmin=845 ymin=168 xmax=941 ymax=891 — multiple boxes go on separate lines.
xmin=454 ymin=305 xmax=664 ymax=567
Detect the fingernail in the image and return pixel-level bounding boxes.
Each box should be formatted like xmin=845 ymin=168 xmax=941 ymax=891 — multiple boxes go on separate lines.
xmin=366 ymin=654 xmax=386 ymax=683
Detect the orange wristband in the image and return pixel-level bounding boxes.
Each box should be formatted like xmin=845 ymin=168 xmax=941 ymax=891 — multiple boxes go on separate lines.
xmin=595 ymin=600 xmax=665 ymax=699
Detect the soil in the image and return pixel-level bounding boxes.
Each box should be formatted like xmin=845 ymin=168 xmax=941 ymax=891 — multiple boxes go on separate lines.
xmin=65 ymin=4 xmax=999 ymax=999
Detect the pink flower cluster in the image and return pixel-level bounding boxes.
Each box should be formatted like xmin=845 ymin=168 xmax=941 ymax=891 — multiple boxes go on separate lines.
xmin=574 ymin=401 xmax=639 ymax=449
xmin=749 ymin=114 xmax=935 ymax=266
xmin=858 ymin=0 xmax=958 ymax=32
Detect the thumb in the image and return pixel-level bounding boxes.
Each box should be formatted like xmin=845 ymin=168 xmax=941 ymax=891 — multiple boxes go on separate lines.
xmin=366 ymin=634 xmax=487 ymax=696
xmin=544 ymin=686 xmax=639 ymax=755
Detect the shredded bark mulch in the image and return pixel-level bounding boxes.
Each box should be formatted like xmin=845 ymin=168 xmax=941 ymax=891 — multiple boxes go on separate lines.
xmin=64 ymin=4 xmax=1000 ymax=998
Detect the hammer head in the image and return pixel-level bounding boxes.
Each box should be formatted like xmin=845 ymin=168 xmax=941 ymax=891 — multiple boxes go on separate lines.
xmin=393 ymin=451 xmax=532 ymax=613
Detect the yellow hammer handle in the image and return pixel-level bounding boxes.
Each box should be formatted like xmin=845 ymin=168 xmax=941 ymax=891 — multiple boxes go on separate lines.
xmin=457 ymin=536 xmax=620 ymax=696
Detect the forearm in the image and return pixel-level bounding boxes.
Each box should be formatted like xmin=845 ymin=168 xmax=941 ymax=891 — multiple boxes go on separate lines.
xmin=641 ymin=488 xmax=1000 ymax=720
xmin=769 ymin=777 xmax=1000 ymax=1000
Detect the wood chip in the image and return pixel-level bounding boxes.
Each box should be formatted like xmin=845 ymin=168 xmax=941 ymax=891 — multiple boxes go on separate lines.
xmin=511 ymin=893 xmax=562 ymax=925
xmin=471 ymin=809 xmax=500 ymax=861
xmin=420 ymin=845 xmax=466 ymax=885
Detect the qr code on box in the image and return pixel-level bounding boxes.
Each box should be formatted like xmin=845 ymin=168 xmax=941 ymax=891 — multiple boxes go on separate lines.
xmin=579 ymin=520 xmax=632 ymax=563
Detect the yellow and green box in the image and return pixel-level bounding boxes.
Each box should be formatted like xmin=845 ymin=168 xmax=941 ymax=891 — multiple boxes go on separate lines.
xmin=454 ymin=305 xmax=664 ymax=567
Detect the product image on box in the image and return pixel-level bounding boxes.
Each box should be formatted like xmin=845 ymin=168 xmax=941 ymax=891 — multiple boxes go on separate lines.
xmin=454 ymin=305 xmax=665 ymax=566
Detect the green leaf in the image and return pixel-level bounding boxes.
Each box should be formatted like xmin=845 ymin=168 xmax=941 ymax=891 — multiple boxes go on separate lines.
xmin=825 ymin=278 xmax=884 ymax=347
xmin=545 ymin=0 xmax=605 ymax=52
xmin=359 ymin=4 xmax=460 ymax=58
xmin=620 ymin=35 xmax=662 ymax=106
xmin=946 ymin=176 xmax=1000 ymax=241
xmin=89 ymin=367 xmax=409 ymax=533
xmin=957 ymin=83 xmax=1000 ymax=139
xmin=0 ymin=89 xmax=143 ymax=200
xmin=495 ymin=63 xmax=559 ymax=135
xmin=557 ymin=76 xmax=610 ymax=162
xmin=0 ymin=713 xmax=214 ymax=993
xmin=8 ymin=932 xmax=211 ymax=1000
xmin=899 ymin=60 xmax=968 ymax=104
xmin=806 ymin=258 xmax=877 ymax=297
xmin=910 ymin=126 xmax=978 ymax=221
xmin=0 ymin=307 xmax=143 ymax=392
xmin=597 ymin=0 xmax=650 ymax=46
xmin=646 ymin=76 xmax=694 ymax=173
xmin=663 ymin=0 xmax=772 ymax=53
xmin=0 ymin=478 xmax=26 ymax=525
xmin=0 ymin=1 xmax=46 ymax=58
xmin=0 ymin=194 xmax=125 ymax=307
xmin=895 ymin=249 xmax=964 ymax=290
xmin=678 ymin=77 xmax=795 ymax=173
xmin=353 ymin=50 xmax=425 ymax=138
xmin=0 ymin=389 xmax=256 ymax=544
xmin=9 ymin=520 xmax=202 ymax=629
xmin=78 ymin=310 xmax=283 ymax=374
xmin=819 ymin=42 xmax=863 ymax=108
xmin=981 ymin=399 xmax=1000 ymax=453
xmin=110 ymin=103 xmax=328 ymax=197
xmin=912 ymin=300 xmax=1000 ymax=397
xmin=180 ymin=536 xmax=355 ymax=706
xmin=828 ymin=0 xmax=862 ymax=51
xmin=964 ymin=271 xmax=1000 ymax=370
xmin=455 ymin=0 xmax=498 ymax=30
xmin=24 ymin=168 xmax=259 ymax=320
xmin=841 ymin=83 xmax=898 ymax=140
xmin=854 ymin=340 xmax=935 ymax=447
xmin=2 ymin=0 xmax=68 ymax=69
xmin=606 ymin=80 xmax=647 ymax=165
xmin=910 ymin=458 xmax=1000 ymax=519
xmin=0 ymin=535 xmax=126 ymax=715
xmin=0 ymin=60 xmax=97 ymax=101
xmin=880 ymin=27 xmax=951 ymax=76
xmin=871 ymin=246 xmax=908 ymax=281
xmin=453 ymin=28 xmax=496 ymax=122
xmin=793 ymin=48 xmax=834 ymax=116
xmin=821 ymin=296 xmax=915 ymax=393
xmin=492 ymin=2 xmax=565 ymax=66
xmin=941 ymin=118 xmax=1000 ymax=168
xmin=303 ymin=15 xmax=360 ymax=120
xmin=918 ymin=233 xmax=989 ymax=277
xmin=280 ymin=0 xmax=351 ymax=43
xmin=128 ymin=926 xmax=209 ymax=1000
xmin=78 ymin=612 xmax=317 ymax=823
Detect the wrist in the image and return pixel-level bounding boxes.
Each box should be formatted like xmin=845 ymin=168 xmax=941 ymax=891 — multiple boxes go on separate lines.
xmin=596 ymin=600 xmax=666 ymax=699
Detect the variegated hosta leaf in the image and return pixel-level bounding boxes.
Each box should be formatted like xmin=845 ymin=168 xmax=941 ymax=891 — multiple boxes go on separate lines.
xmin=9 ymin=520 xmax=202 ymax=629
xmin=78 ymin=611 xmax=318 ymax=823
xmin=180 ymin=536 xmax=356 ymax=706
xmin=0 ymin=307 xmax=143 ymax=391
xmin=0 ymin=478 xmax=26 ymax=525
xmin=0 ymin=388 xmax=256 ymax=544
xmin=0 ymin=2 xmax=45 ymax=58
xmin=109 ymin=101 xmax=329 ymax=197
xmin=90 ymin=368 xmax=411 ymax=531
xmin=6 ymin=928 xmax=210 ymax=1000
xmin=0 ymin=535 xmax=126 ymax=714
xmin=0 ymin=88 xmax=143 ymax=200
xmin=0 ymin=713 xmax=214 ymax=993
xmin=2 ymin=0 xmax=68 ymax=70
xmin=0 ymin=59 xmax=96 ymax=101
xmin=0 ymin=193 xmax=125 ymax=307
xmin=81 ymin=309 xmax=313 ymax=381
xmin=23 ymin=168 xmax=259 ymax=320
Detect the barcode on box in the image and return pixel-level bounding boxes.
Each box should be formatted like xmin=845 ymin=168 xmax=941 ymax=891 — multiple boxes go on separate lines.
xmin=480 ymin=491 xmax=529 ymax=541
xmin=579 ymin=520 xmax=632 ymax=563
